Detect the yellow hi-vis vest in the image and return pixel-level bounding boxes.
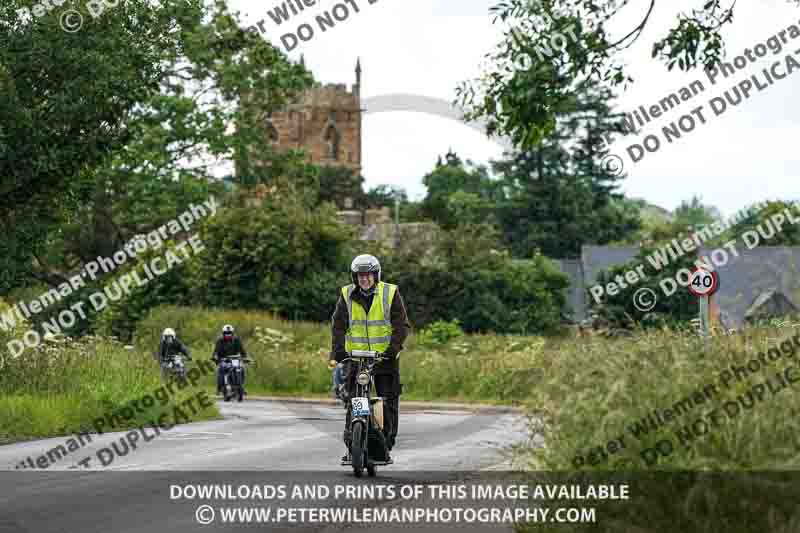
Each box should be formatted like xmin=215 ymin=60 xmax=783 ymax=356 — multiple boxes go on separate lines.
xmin=342 ymin=281 xmax=397 ymax=354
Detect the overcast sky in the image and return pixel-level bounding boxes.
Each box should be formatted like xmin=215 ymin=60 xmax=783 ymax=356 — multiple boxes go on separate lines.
xmin=225 ymin=0 xmax=800 ymax=217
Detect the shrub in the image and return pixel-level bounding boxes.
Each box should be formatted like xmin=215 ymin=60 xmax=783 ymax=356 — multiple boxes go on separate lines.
xmin=416 ymin=319 xmax=463 ymax=347
xmin=188 ymin=200 xmax=354 ymax=318
xmin=93 ymin=241 xmax=195 ymax=341
xmin=381 ymin=222 xmax=570 ymax=335
xmin=590 ymin=246 xmax=698 ymax=328
xmin=91 ymin=199 xmax=355 ymax=339
xmin=388 ymin=256 xmax=569 ymax=334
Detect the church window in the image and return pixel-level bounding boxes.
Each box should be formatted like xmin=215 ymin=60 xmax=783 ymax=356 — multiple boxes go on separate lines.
xmin=324 ymin=124 xmax=340 ymax=160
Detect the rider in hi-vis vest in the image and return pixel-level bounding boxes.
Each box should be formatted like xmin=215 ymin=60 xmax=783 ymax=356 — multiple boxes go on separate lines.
xmin=330 ymin=254 xmax=410 ymax=463
xmin=342 ymin=281 xmax=397 ymax=354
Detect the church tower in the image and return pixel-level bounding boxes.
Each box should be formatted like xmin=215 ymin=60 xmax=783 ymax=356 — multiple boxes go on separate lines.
xmin=260 ymin=58 xmax=363 ymax=178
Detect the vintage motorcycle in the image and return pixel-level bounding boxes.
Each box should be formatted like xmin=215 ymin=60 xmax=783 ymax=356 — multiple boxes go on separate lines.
xmin=219 ymin=354 xmax=250 ymax=402
xmin=163 ymin=354 xmax=188 ymax=384
xmin=337 ymin=350 xmax=392 ymax=477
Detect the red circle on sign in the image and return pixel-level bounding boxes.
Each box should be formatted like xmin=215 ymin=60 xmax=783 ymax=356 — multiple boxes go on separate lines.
xmin=688 ymin=267 xmax=719 ymax=297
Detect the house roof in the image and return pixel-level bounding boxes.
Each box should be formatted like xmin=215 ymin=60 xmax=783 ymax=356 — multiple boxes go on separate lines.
xmin=553 ymin=245 xmax=800 ymax=327
xmin=581 ymin=245 xmax=640 ymax=286
xmin=554 ymin=258 xmax=586 ymax=321
xmin=698 ymin=246 xmax=800 ymax=327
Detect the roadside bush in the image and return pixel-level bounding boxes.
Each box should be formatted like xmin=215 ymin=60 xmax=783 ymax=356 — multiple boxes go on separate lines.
xmin=93 ymin=241 xmax=195 ymax=341
xmin=388 ymin=256 xmax=568 ymax=334
xmin=416 ymin=319 xmax=463 ymax=347
xmin=590 ymin=246 xmax=698 ymax=328
xmin=92 ymin=199 xmax=355 ymax=339
xmin=381 ymin=222 xmax=569 ymax=334
xmin=0 ymin=297 xmax=29 ymax=360
xmin=189 ymin=200 xmax=355 ymax=320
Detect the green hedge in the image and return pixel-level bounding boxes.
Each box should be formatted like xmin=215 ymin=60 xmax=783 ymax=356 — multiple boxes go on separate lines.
xmin=590 ymin=246 xmax=698 ymax=328
xmin=88 ymin=203 xmax=569 ymax=338
xmin=388 ymin=257 xmax=569 ymax=334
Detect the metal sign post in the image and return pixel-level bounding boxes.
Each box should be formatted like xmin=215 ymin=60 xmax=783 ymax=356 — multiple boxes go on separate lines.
xmin=699 ymin=294 xmax=710 ymax=351
xmin=688 ymin=267 xmax=719 ymax=353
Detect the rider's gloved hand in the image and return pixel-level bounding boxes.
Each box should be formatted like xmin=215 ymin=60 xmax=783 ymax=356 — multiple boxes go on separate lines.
xmin=328 ymin=359 xmax=338 ymax=370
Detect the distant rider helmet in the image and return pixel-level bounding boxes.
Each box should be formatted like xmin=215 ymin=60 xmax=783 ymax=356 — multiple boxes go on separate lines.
xmin=222 ymin=324 xmax=234 ymax=341
xmin=162 ymin=327 xmax=176 ymax=343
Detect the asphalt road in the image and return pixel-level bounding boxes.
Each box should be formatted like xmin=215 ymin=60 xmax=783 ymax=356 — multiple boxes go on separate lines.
xmin=0 ymin=399 xmax=536 ymax=533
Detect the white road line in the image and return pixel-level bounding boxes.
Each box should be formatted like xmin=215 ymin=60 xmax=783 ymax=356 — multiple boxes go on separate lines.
xmin=122 ymin=431 xmax=328 ymax=470
xmin=160 ymin=432 xmax=233 ymax=440
xmin=105 ymin=463 xmax=146 ymax=470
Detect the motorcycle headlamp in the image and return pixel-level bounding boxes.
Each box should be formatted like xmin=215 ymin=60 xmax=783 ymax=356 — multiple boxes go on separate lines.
xmin=356 ymin=372 xmax=370 ymax=386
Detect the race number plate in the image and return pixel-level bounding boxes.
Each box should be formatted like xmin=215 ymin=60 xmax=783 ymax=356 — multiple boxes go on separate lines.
xmin=231 ymin=359 xmax=240 ymax=367
xmin=351 ymin=397 xmax=370 ymax=417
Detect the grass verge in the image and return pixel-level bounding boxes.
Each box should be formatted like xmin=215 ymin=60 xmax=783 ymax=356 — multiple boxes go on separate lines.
xmin=136 ymin=305 xmax=552 ymax=403
xmin=508 ymin=324 xmax=800 ymax=532
xmin=0 ymin=333 xmax=220 ymax=444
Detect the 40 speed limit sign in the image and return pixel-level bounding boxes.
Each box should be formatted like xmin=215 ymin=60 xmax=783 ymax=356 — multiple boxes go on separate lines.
xmin=688 ymin=267 xmax=719 ymax=297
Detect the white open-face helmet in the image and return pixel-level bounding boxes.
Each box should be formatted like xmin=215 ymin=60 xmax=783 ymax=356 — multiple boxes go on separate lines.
xmin=350 ymin=254 xmax=380 ymax=286
xmin=162 ymin=327 xmax=176 ymax=340
xmin=222 ymin=324 xmax=234 ymax=336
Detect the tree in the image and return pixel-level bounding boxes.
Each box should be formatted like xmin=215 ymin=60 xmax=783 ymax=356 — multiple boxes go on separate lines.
xmin=188 ymin=199 xmax=354 ymax=321
xmin=492 ymin=78 xmax=640 ymax=258
xmin=314 ymin=165 xmax=365 ymax=208
xmin=421 ymin=150 xmax=503 ymax=229
xmin=613 ymin=196 xmax=723 ymax=246
xmin=672 ymin=196 xmax=720 ymax=231
xmin=591 ymin=246 xmax=698 ymax=328
xmin=3 ymin=0 xmax=315 ymax=290
xmin=725 ymin=200 xmax=800 ymax=246
xmin=0 ymin=0 xmax=213 ymax=292
xmin=364 ymin=185 xmax=408 ymax=208
xmin=456 ymin=0 xmax=754 ymax=148
xmin=382 ymin=222 xmax=570 ymax=334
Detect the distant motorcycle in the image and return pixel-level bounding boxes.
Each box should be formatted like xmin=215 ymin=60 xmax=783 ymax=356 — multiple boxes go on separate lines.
xmin=163 ymin=354 xmax=188 ymax=384
xmin=219 ymin=354 xmax=249 ymax=402
xmin=338 ymin=350 xmax=392 ymax=477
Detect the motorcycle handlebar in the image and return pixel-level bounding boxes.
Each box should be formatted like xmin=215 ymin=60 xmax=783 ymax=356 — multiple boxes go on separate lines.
xmin=211 ymin=356 xmax=252 ymax=363
xmin=338 ymin=353 xmax=386 ymax=365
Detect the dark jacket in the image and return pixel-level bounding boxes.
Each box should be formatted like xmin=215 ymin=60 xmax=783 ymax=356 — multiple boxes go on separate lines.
xmin=160 ymin=338 xmax=190 ymax=362
xmin=212 ymin=336 xmax=248 ymax=362
xmin=331 ymin=283 xmax=410 ymax=376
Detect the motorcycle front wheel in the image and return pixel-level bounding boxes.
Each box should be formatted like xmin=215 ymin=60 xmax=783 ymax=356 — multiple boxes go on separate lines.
xmin=351 ymin=421 xmax=365 ymax=477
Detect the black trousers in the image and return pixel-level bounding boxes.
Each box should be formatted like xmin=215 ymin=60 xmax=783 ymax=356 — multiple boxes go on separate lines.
xmin=343 ymin=372 xmax=400 ymax=450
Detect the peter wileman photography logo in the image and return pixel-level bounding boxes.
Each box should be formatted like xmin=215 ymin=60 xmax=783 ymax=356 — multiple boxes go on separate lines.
xmin=15 ymin=0 xmax=120 ymax=33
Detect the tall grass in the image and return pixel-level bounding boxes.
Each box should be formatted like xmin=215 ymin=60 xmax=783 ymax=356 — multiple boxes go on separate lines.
xmin=511 ymin=323 xmax=800 ymax=470
xmin=513 ymin=324 xmax=800 ymax=533
xmin=0 ymin=299 xmax=219 ymax=443
xmin=136 ymin=305 xmax=551 ymax=402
